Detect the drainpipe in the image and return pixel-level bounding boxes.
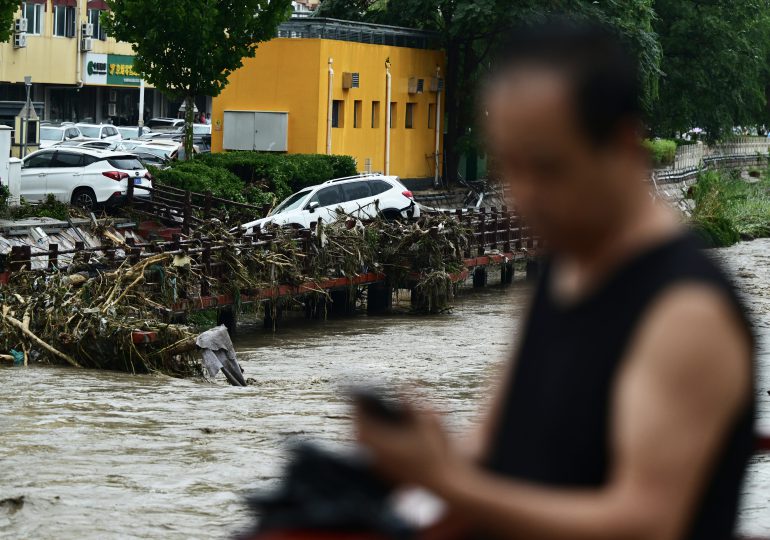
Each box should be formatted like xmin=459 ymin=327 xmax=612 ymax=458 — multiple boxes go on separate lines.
xmin=75 ymin=0 xmax=83 ymax=89
xmin=326 ymin=57 xmax=333 ymax=155
xmin=138 ymin=79 xmax=145 ymax=135
xmin=384 ymin=60 xmax=392 ymax=176
xmin=434 ymin=66 xmax=442 ymax=188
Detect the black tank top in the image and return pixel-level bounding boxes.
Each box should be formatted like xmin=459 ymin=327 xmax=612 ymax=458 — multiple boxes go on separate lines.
xmin=486 ymin=233 xmax=755 ymax=539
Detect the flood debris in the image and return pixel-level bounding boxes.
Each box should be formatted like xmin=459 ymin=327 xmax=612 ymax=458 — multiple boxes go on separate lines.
xmin=0 ymin=212 xmax=471 ymax=378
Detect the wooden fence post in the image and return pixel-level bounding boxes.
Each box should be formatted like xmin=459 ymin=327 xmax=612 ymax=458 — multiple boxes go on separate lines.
xmin=182 ymin=190 xmax=192 ymax=236
xmin=126 ymin=176 xmax=134 ymax=207
xmin=204 ymin=190 xmax=212 ymax=220
xmin=48 ymin=243 xmax=58 ymax=270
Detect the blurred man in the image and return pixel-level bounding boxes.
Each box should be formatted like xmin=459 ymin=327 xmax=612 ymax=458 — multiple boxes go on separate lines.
xmin=356 ymin=21 xmax=754 ymax=540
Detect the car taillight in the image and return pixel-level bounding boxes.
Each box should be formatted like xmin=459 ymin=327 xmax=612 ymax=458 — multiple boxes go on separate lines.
xmin=103 ymin=171 xmax=129 ymax=181
xmin=402 ymin=190 xmax=414 ymax=199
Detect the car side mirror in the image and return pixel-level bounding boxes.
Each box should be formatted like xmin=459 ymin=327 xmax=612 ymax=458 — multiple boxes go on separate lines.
xmin=308 ymin=201 xmax=320 ymax=213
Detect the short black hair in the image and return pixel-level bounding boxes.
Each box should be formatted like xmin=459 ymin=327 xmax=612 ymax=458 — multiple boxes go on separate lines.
xmin=491 ymin=18 xmax=643 ymax=146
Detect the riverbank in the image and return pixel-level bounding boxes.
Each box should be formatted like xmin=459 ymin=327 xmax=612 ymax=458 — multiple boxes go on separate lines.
xmin=691 ymin=170 xmax=770 ymax=247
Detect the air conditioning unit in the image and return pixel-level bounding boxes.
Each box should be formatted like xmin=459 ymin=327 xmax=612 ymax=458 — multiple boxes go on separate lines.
xmin=14 ymin=18 xmax=28 ymax=33
xmin=429 ymin=77 xmax=444 ymax=92
xmin=81 ymin=22 xmax=94 ymax=38
xmin=342 ymin=72 xmax=360 ymax=89
xmin=81 ymin=37 xmax=93 ymax=52
xmin=408 ymin=77 xmax=425 ymax=94
xmin=13 ymin=32 xmax=27 ymax=49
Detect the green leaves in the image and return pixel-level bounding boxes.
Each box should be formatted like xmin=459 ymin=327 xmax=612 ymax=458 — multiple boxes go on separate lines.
xmin=103 ymin=0 xmax=291 ymax=99
xmin=0 ymin=0 xmax=17 ymax=43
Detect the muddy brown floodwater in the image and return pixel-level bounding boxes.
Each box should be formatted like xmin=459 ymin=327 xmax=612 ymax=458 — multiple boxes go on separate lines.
xmin=1 ymin=240 xmax=769 ymax=539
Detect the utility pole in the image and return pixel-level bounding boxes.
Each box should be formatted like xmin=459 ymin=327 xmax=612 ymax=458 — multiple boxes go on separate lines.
xmin=21 ymin=76 xmax=32 ymax=159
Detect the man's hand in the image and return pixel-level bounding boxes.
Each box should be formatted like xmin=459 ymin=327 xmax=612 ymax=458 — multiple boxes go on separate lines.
xmin=355 ymin=402 xmax=456 ymax=490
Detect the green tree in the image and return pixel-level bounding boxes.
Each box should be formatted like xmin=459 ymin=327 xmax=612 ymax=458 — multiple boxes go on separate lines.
xmin=315 ymin=0 xmax=660 ymax=184
xmin=651 ymin=0 xmax=770 ymax=139
xmin=103 ymin=0 xmax=292 ymax=159
xmin=1 ymin=0 xmax=23 ymax=42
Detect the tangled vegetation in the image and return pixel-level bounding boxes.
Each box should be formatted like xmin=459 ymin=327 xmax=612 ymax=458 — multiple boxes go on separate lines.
xmin=0 ymin=192 xmax=75 ymax=222
xmin=643 ymin=138 xmax=677 ymax=167
xmin=0 ymin=212 xmax=470 ymax=376
xmin=691 ymin=170 xmax=770 ymax=247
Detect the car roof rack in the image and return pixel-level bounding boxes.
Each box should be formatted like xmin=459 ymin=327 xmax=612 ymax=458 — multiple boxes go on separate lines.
xmin=322 ymin=173 xmax=386 ymax=185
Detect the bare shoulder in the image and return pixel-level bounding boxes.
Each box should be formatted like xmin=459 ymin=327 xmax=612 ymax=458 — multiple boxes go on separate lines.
xmin=624 ymin=283 xmax=752 ymax=412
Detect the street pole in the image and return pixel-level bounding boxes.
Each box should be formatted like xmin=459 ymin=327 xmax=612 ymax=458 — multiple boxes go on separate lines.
xmin=138 ymin=79 xmax=145 ymax=136
xmin=21 ymin=76 xmax=32 ymax=159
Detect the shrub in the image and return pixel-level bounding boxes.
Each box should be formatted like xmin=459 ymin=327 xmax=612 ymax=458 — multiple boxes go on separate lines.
xmin=196 ymin=152 xmax=358 ymax=198
xmin=643 ymin=138 xmax=677 ymax=167
xmin=151 ymin=162 xmax=247 ymax=202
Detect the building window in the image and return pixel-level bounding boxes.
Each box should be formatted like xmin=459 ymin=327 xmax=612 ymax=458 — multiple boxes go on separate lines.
xmin=405 ymin=103 xmax=416 ymax=129
xmin=22 ymin=2 xmax=44 ymax=35
xmin=353 ymin=100 xmax=362 ymax=128
xmin=53 ymin=5 xmax=76 ymax=38
xmin=332 ymin=100 xmax=344 ymax=128
xmin=389 ymin=102 xmax=397 ymax=128
xmin=88 ymin=9 xmax=107 ymax=40
xmin=428 ymin=103 xmax=436 ymax=129
xmin=371 ymin=101 xmax=380 ymax=128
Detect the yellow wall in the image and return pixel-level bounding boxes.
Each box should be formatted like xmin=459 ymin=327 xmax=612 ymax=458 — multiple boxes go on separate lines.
xmin=212 ymin=37 xmax=445 ymax=180
xmin=0 ymin=0 xmax=134 ymax=85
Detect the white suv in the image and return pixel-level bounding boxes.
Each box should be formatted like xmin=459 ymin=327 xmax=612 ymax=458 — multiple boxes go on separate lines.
xmin=75 ymin=123 xmax=123 ymax=142
xmin=40 ymin=125 xmax=83 ymax=149
xmin=242 ymin=174 xmax=419 ymax=231
xmin=21 ymin=148 xmax=152 ymax=210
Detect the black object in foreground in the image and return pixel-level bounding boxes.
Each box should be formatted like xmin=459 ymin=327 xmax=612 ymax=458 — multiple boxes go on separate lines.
xmin=238 ymin=443 xmax=413 ymax=539
xmin=350 ymin=386 xmax=411 ymax=424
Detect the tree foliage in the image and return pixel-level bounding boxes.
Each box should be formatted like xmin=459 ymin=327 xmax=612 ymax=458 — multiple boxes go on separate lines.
xmin=316 ymin=0 xmax=660 ymax=182
xmin=0 ymin=0 xmax=18 ymax=43
xmin=103 ymin=0 xmax=292 ymax=158
xmin=651 ymin=0 xmax=770 ymax=139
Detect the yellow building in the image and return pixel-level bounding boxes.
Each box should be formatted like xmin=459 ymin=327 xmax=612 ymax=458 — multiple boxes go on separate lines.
xmin=0 ymin=0 xmax=176 ymax=126
xmin=212 ymin=19 xmax=445 ymax=182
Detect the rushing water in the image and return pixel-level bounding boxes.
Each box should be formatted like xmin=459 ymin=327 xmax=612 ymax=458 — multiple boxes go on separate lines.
xmin=1 ymin=241 xmax=769 ymax=539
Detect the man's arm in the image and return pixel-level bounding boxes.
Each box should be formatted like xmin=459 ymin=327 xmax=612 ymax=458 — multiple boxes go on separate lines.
xmin=357 ymin=285 xmax=751 ymax=540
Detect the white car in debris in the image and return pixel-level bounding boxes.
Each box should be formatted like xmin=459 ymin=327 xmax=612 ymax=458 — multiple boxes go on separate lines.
xmin=21 ymin=147 xmax=153 ymax=210
xmin=241 ymin=174 xmax=419 ymax=231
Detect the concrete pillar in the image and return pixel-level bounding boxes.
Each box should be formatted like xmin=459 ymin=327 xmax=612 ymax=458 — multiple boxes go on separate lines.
xmin=367 ymin=282 xmax=392 ymax=315
xmin=329 ymin=289 xmax=354 ymax=316
xmin=473 ymin=267 xmax=487 ymax=288
xmin=217 ymin=306 xmax=238 ymax=334
xmin=526 ymin=259 xmax=541 ymax=281
xmin=501 ymin=261 xmax=514 ymax=285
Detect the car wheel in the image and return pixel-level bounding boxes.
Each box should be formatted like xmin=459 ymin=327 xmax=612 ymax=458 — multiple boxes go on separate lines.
xmin=71 ymin=188 xmax=98 ymax=211
xmin=381 ymin=208 xmax=402 ymax=221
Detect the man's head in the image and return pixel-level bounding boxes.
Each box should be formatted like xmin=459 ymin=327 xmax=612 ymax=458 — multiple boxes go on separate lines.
xmin=485 ymin=20 xmax=650 ymax=253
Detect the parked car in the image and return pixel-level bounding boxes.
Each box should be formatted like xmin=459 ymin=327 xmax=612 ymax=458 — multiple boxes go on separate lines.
xmin=133 ymin=151 xmax=171 ymax=169
xmin=241 ymin=174 xmax=418 ymax=231
xmin=146 ymin=117 xmax=185 ymax=131
xmin=117 ymin=126 xmax=153 ymax=140
xmin=75 ymin=123 xmax=123 ymax=142
xmin=53 ymin=139 xmax=118 ymax=151
xmin=20 ymin=148 xmax=152 ymax=210
xmin=40 ymin=125 xmax=83 ymax=149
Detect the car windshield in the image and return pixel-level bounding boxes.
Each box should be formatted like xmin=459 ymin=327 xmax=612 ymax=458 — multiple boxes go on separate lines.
xmin=78 ymin=126 xmax=101 ymax=138
xmin=193 ymin=125 xmax=210 ymax=135
xmin=271 ymin=189 xmax=312 ymax=215
xmin=107 ymin=156 xmax=144 ymax=171
xmin=118 ymin=128 xmax=136 ymax=138
xmin=40 ymin=128 xmax=64 ymax=141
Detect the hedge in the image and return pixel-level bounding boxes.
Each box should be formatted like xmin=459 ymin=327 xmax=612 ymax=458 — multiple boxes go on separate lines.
xmin=152 ymin=152 xmax=358 ymax=206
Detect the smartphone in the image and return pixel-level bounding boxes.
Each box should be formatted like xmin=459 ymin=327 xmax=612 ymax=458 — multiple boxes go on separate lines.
xmin=350 ymin=387 xmax=410 ymax=424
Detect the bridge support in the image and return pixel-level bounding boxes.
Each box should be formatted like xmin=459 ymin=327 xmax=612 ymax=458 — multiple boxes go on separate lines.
xmin=304 ymin=294 xmax=327 ymax=320
xmin=473 ymin=267 xmax=488 ymax=288
xmin=217 ymin=306 xmax=238 ymax=334
xmin=501 ymin=261 xmax=515 ymax=285
xmin=526 ymin=259 xmax=541 ymax=282
xmin=263 ymin=300 xmax=284 ymax=329
xmin=329 ymin=289 xmax=355 ymax=316
xmin=367 ymin=282 xmax=392 ymax=315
